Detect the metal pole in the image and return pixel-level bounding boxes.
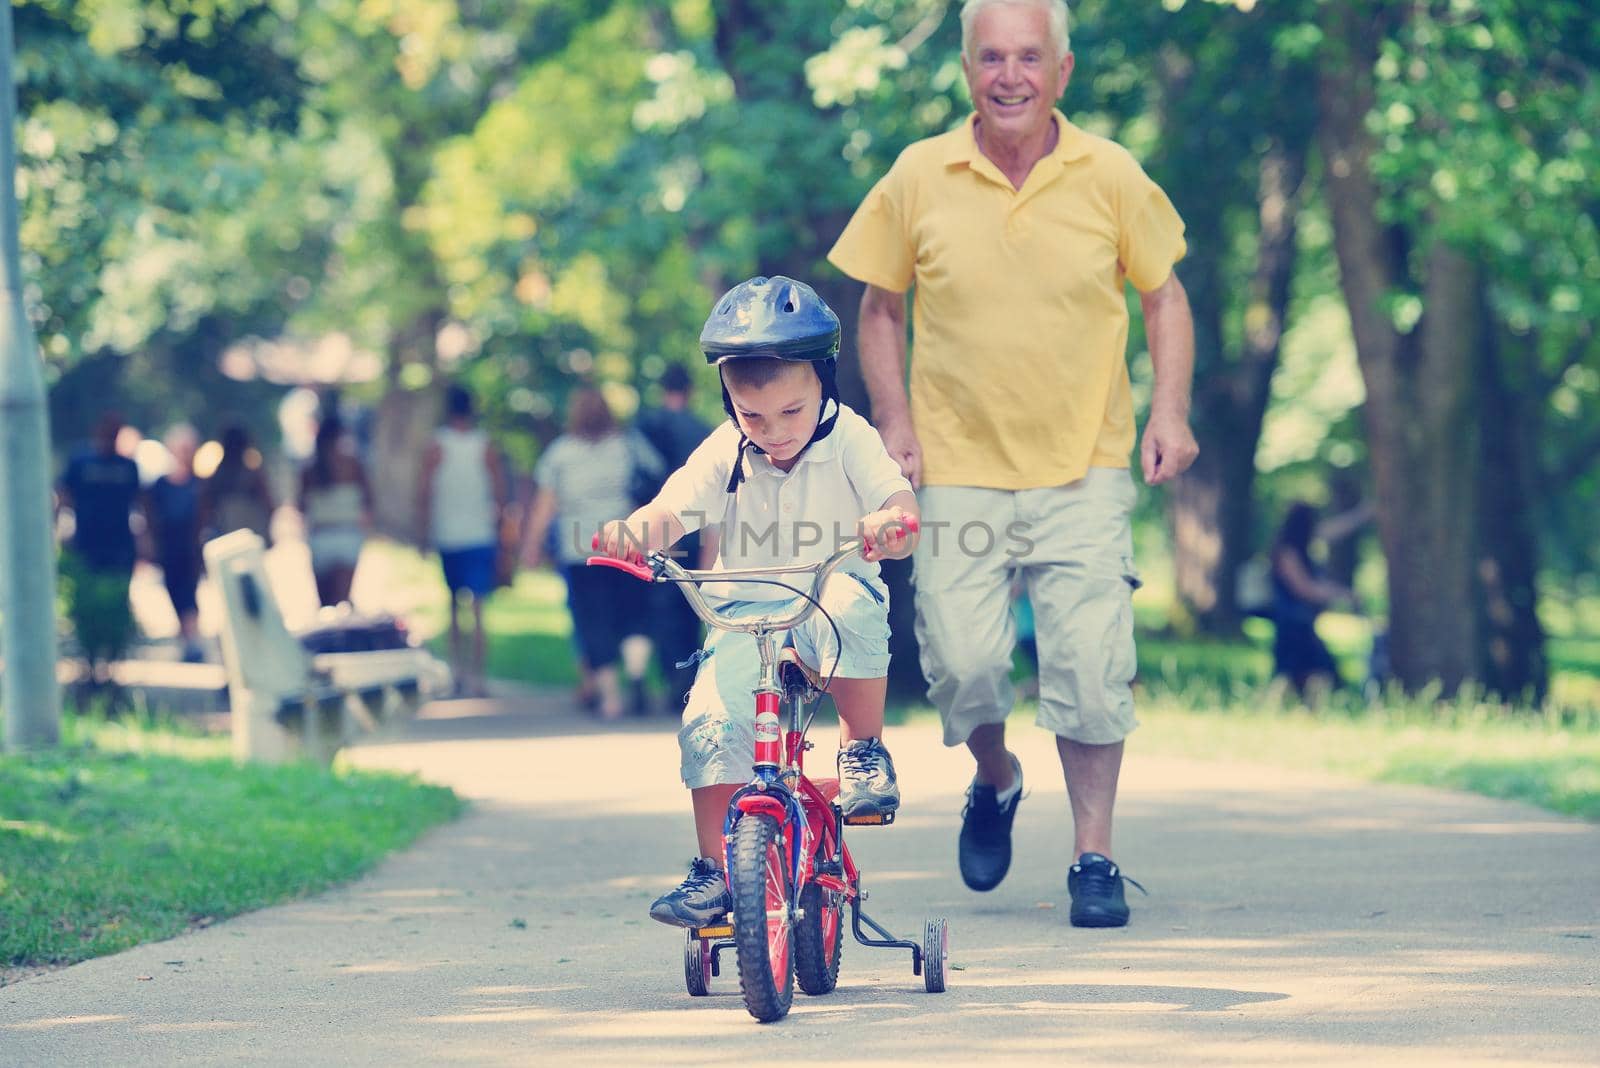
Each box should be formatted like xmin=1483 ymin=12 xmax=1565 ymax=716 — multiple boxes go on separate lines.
xmin=0 ymin=6 xmax=61 ymax=751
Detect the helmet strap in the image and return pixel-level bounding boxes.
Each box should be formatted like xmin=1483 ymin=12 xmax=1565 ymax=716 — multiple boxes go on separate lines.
xmin=722 ymin=359 xmax=840 ymax=493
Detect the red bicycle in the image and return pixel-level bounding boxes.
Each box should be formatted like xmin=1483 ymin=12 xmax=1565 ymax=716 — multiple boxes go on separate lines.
xmin=589 ymin=527 xmax=948 ymax=1023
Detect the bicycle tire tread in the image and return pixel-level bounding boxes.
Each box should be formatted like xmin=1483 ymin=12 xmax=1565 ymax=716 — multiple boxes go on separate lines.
xmin=730 ymin=815 xmax=794 ymax=1022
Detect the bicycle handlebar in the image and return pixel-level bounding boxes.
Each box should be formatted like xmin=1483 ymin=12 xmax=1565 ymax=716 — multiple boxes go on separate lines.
xmin=586 ymin=515 xmax=918 ymax=636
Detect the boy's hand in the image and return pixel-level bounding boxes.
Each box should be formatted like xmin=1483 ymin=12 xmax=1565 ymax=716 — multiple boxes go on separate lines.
xmin=592 ymin=520 xmax=646 ymax=564
xmin=860 ymin=506 xmax=919 ymax=562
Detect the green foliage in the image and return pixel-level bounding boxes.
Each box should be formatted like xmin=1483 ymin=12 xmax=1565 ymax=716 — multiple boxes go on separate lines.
xmin=1348 ymin=2 xmax=1600 ymax=571
xmin=16 ymin=1 xmax=310 ymax=367
xmin=0 ymin=713 xmax=463 ymax=968
xmin=15 ymin=0 xmax=1600 ymax=594
xmin=56 ymin=553 xmax=136 ymax=671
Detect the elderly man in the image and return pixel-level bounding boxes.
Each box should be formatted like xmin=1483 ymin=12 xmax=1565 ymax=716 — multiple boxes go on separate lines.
xmin=828 ymin=0 xmax=1196 ymax=927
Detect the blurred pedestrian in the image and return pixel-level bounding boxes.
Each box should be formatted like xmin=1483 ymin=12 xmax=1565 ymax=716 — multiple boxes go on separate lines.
xmin=523 ymin=387 xmax=652 ymax=721
xmin=56 ymin=411 xmax=141 ymax=684
xmin=298 ymin=414 xmax=372 ymax=607
xmin=418 ymin=384 xmax=510 ymax=698
xmin=1268 ymin=499 xmax=1367 ymax=699
xmin=632 ymin=363 xmax=715 ymax=710
xmin=201 ymin=423 xmax=276 ymax=544
xmin=145 ymin=424 xmax=206 ymax=662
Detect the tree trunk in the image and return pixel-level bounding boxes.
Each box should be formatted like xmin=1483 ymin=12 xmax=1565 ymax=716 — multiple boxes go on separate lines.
xmin=1168 ymin=142 xmax=1304 ymax=634
xmin=368 ymin=307 xmax=446 ymax=540
xmin=1475 ymin=310 xmax=1547 ymax=702
xmin=1317 ymin=5 xmax=1482 ymax=695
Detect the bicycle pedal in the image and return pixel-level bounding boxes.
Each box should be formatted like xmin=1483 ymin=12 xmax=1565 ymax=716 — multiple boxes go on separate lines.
xmin=693 ymin=923 xmax=734 ymax=939
xmin=842 ymin=811 xmax=896 ymax=827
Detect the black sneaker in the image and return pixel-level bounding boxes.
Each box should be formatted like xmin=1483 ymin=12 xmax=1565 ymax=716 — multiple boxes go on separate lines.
xmin=649 ymin=858 xmax=730 ymax=927
xmin=1067 ymin=852 xmax=1146 ymax=928
xmin=958 ymin=756 xmax=1023 ymax=892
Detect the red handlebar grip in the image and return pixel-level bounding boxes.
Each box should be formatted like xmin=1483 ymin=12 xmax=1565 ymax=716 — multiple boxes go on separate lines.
xmin=585 ymin=555 xmax=654 ymax=581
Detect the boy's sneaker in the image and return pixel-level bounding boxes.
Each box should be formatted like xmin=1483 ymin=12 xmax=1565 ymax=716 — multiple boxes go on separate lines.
xmin=1067 ymin=852 xmax=1147 ymax=928
xmin=837 ymin=737 xmax=900 ymax=818
xmin=649 ymin=858 xmax=730 ymax=927
xmin=958 ymin=755 xmax=1023 ymax=892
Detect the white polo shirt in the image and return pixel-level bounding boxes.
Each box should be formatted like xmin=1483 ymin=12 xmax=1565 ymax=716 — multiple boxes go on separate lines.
xmin=655 ymin=403 xmax=913 ymax=602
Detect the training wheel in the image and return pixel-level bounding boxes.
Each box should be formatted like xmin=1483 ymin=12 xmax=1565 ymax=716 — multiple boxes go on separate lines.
xmin=922 ymin=917 xmax=949 ymax=993
xmin=685 ymin=931 xmax=712 ymax=996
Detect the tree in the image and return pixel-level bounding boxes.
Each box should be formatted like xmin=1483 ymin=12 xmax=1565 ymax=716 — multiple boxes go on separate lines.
xmin=16 ymin=0 xmax=310 ymax=386
xmin=1118 ymin=1 xmax=1321 ymax=635
xmin=1315 ymin=0 xmax=1598 ymax=698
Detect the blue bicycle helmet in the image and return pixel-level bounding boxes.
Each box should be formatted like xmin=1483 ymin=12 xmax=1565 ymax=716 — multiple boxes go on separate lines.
xmin=700 ymin=276 xmax=842 ymax=491
xmin=700 ymin=275 xmax=840 ymax=363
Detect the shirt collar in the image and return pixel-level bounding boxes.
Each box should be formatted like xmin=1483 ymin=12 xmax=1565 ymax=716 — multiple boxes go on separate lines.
xmin=944 ymin=109 xmax=1092 ymax=170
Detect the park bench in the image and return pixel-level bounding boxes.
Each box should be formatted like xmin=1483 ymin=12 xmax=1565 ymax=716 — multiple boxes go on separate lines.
xmin=202 ymin=530 xmax=446 ymax=765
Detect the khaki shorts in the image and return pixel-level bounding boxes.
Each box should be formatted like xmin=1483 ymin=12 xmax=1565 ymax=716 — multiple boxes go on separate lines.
xmin=678 ymin=573 xmax=892 ymax=789
xmin=912 ymin=468 xmax=1141 ymax=747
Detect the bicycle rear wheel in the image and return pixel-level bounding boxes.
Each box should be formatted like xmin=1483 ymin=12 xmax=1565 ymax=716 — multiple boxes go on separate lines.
xmin=793 ymin=880 xmax=842 ymax=995
xmin=729 ymin=814 xmax=795 ymax=1022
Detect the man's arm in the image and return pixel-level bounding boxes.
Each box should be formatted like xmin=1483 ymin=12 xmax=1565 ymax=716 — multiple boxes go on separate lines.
xmin=1272 ymin=546 xmax=1353 ymax=609
xmin=1317 ymin=500 xmax=1375 ymax=545
xmin=1137 ymin=272 xmax=1199 ymax=486
xmin=520 ymin=485 xmax=558 ymax=568
xmin=416 ymin=441 xmax=441 ymax=546
xmin=486 ymin=444 xmax=511 ymax=513
xmin=857 ymin=284 xmax=922 ymax=488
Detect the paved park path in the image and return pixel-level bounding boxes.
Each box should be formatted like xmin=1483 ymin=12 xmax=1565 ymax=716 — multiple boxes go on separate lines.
xmin=3 ymin=693 xmax=1597 ymax=1066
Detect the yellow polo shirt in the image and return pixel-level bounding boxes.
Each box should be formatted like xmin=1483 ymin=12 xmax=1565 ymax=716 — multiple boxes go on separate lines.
xmin=827 ymin=111 xmax=1186 ymax=489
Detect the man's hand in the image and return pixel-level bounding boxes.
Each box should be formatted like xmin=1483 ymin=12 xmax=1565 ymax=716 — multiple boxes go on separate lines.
xmin=1140 ymin=407 xmax=1199 ymax=486
xmin=860 ymin=505 xmax=919 ymax=562
xmin=876 ymin=415 xmax=924 ymax=490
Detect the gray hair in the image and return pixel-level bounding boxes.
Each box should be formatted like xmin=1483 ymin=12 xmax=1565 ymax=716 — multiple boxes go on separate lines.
xmin=960 ymin=0 xmax=1071 ymax=60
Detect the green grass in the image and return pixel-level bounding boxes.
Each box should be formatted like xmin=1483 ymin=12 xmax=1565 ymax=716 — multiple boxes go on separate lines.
xmin=479 ymin=571 xmax=583 ymax=685
xmin=1130 ymin=688 xmax=1600 ymax=821
xmin=0 ymin=713 xmax=464 ymax=970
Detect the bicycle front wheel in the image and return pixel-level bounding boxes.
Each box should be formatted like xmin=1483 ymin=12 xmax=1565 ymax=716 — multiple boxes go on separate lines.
xmin=729 ymin=813 xmax=795 ymax=1022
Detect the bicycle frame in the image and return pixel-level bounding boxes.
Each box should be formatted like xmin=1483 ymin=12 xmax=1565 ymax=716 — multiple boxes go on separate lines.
xmin=589 ymin=537 xmax=871 ymax=899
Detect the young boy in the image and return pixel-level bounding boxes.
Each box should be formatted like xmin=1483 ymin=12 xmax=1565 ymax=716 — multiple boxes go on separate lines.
xmin=594 ymin=275 xmax=919 ymax=927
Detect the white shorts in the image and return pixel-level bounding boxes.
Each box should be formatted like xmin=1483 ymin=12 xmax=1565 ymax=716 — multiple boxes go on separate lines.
xmin=677 ymin=572 xmax=891 ymax=789
xmin=913 ymin=468 xmax=1141 ymax=747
